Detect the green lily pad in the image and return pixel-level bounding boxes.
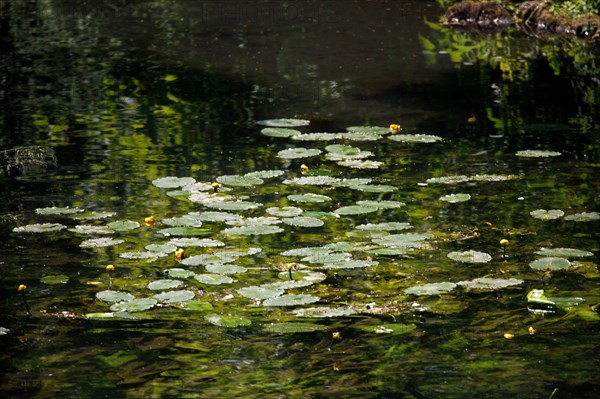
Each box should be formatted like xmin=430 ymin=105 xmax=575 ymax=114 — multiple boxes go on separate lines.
xmin=240 ymin=216 xmax=282 ymax=226
xmin=107 ymin=220 xmax=140 ymax=232
xmin=327 ymin=151 xmax=373 ymax=161
xmin=372 ymin=233 xmax=433 ymax=248
xmin=194 ymin=274 xmax=234 ymax=285
xmin=153 ymin=289 xmax=195 ymax=304
xmin=13 ymin=223 xmax=67 ymax=233
xmin=325 ymin=144 xmax=362 ymax=155
xmin=257 ymin=118 xmax=310 ymax=127
xmin=324 ymin=241 xmax=371 ymax=252
xmin=84 ymin=312 xmax=136 ymax=320
xmin=119 ymin=251 xmax=168 ymax=260
xmin=73 ymin=211 xmax=117 ymax=220
xmin=182 ymin=253 xmax=238 ymax=266
xmin=291 ymin=133 xmax=340 ymax=142
xmin=80 ymin=237 xmax=125 ymax=248
xmin=222 ymin=225 xmax=284 ymax=235
xmin=564 ymin=212 xmax=600 ymax=222
xmin=287 ymin=193 xmax=332 ymax=203
xmin=237 ymin=286 xmax=284 ymax=300
xmin=529 ymin=257 xmax=571 ymax=271
xmin=281 ymin=216 xmax=324 ymax=228
xmin=263 ymin=294 xmax=320 ymax=307
xmin=516 ymin=150 xmax=562 ymax=158
xmin=110 ymin=298 xmax=157 ymax=312
xmin=367 ymin=247 xmax=414 ymax=256
xmin=294 ymin=306 xmax=357 ymax=318
xmin=388 ymin=134 xmax=442 ymax=143
xmin=440 ymin=193 xmax=471 ymax=203
xmin=338 ymin=160 xmax=384 ymax=169
xmin=182 ymin=301 xmax=214 ymax=311
xmin=69 ymin=225 xmax=114 ymax=235
xmin=245 ymin=170 xmax=285 ymax=179
xmin=266 ymin=206 xmax=303 ymax=217
xmin=356 ymin=200 xmax=405 ymax=209
xmin=205 ymin=264 xmax=248 ymax=274
xmin=535 ymin=247 xmax=594 ymax=258
xmin=281 ymin=246 xmax=331 ymax=257
xmin=164 ymin=268 xmax=196 ymax=279
xmin=35 ymin=206 xmax=84 ymax=215
xmin=158 ymin=227 xmax=213 ymax=237
xmin=350 ymin=184 xmax=398 ymax=193
xmin=405 ymin=282 xmax=457 ymax=296
xmin=346 ymin=126 xmax=391 ymax=135
xmin=456 ymin=278 xmax=523 ymax=291
xmin=302 ymin=252 xmax=350 ymax=264
xmin=277 ymin=147 xmax=322 ymax=159
xmin=152 ymin=176 xmax=196 ymax=188
xmin=204 ymin=200 xmax=263 ymax=211
xmin=260 ymin=127 xmax=301 ymax=138
xmin=97 ymin=290 xmax=135 ymax=303
xmin=323 ymin=259 xmax=379 ymax=269
xmin=263 ymin=322 xmax=327 ymax=334
xmin=40 ymin=274 xmax=69 ymax=285
xmin=358 ymin=323 xmax=417 ymax=335
xmin=530 ymin=209 xmax=564 ymax=220
xmin=447 ymin=250 xmax=492 ymax=263
xmin=148 ymin=279 xmax=183 ymax=291
xmin=426 ymin=175 xmax=469 ymax=184
xmin=356 ymin=222 xmax=412 ymax=231
xmin=167 ymin=238 xmax=225 ymax=247
xmin=337 ymin=132 xmax=383 ymax=141
xmin=205 ymin=313 xmax=251 ymax=327
xmin=146 ymin=243 xmax=178 ymax=253
xmin=283 ymin=176 xmax=341 ymax=186
xmin=216 ymin=175 xmax=264 ymax=187
xmin=196 ymin=211 xmax=244 ymax=223
xmin=334 ymin=205 xmax=378 ymax=216
xmin=162 ymin=216 xmax=203 ymax=227
xmin=526 ymin=289 xmax=555 ymax=305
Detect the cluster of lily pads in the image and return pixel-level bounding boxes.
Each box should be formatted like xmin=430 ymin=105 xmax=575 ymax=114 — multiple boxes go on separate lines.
xmin=11 ymin=117 xmax=598 ymax=329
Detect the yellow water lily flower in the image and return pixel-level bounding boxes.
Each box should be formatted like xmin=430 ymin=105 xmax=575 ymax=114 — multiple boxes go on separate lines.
xmin=144 ymin=215 xmax=156 ymax=224
xmin=211 ymin=182 xmax=221 ymax=193
xmin=389 ymin=124 xmax=401 ymax=132
xmin=106 ymin=264 xmax=115 ymax=272
xmin=300 ymin=164 xmax=309 ymax=174
xmin=18 ymin=284 xmax=27 ymax=292
xmin=175 ymin=248 xmax=185 ymax=262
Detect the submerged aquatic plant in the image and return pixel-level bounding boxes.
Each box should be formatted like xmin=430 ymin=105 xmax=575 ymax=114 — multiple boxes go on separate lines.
xmin=18 ymin=284 xmax=31 ymax=316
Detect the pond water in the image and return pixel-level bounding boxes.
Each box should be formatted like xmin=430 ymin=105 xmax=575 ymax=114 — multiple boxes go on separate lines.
xmin=1 ymin=1 xmax=599 ymax=398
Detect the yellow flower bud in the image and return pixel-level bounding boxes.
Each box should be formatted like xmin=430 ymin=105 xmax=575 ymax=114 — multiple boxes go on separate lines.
xmin=144 ymin=215 xmax=156 ymax=224
xmin=503 ymin=333 xmax=514 ymax=339
xmin=211 ymin=182 xmax=221 ymax=192
xmin=528 ymin=326 xmax=537 ymax=335
xmin=175 ymin=248 xmax=185 ymax=262
xmin=300 ymin=164 xmax=309 ymax=173
xmin=500 ymin=239 xmax=509 ymax=246
xmin=18 ymin=284 xmax=27 ymax=292
xmin=389 ymin=124 xmax=401 ymax=132
xmin=106 ymin=264 xmax=115 ymax=272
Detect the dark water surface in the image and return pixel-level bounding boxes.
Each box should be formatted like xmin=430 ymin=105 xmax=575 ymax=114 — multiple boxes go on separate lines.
xmin=1 ymin=1 xmax=599 ymax=398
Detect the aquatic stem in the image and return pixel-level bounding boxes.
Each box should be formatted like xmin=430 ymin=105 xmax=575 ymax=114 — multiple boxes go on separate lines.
xmin=500 ymin=239 xmax=509 ymax=258
xmin=106 ymin=264 xmax=115 ymax=289
xmin=18 ymin=284 xmax=32 ymax=316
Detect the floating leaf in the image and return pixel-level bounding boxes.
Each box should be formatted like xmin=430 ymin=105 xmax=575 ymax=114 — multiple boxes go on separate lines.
xmin=356 ymin=222 xmax=412 ymax=231
xmin=40 ymin=275 xmax=69 ymax=285
xmin=152 ymin=176 xmax=196 ymax=188
xmin=287 ymin=193 xmax=332 ymax=203
xmin=526 ymin=289 xmax=555 ymax=305
xmin=281 ymin=247 xmax=331 ymax=257
xmin=302 ymin=252 xmax=350 ymax=264
xmin=334 ymin=205 xmax=378 ymax=216
xmin=167 ymin=238 xmax=225 ymax=247
xmin=325 ymin=144 xmax=362 ymax=155
xmin=110 ymin=298 xmax=157 ymax=312
xmin=346 ymin=126 xmax=390 ymax=135
xmin=162 ymin=215 xmax=203 ymax=227
xmin=388 ymin=134 xmax=442 ymax=143
xmin=107 ymin=220 xmax=140 ymax=232
xmin=153 ymin=290 xmax=195 ymax=304
xmin=196 ymin=211 xmax=244 ymax=223
xmin=535 ymin=247 xmax=594 ymax=258
xmin=337 ymin=132 xmax=383 ymax=141
xmin=457 ymin=278 xmax=523 ymax=291
xmin=529 ymin=257 xmax=571 ymax=271
xmin=349 ymin=184 xmax=397 ymax=193
xmin=69 ymin=225 xmax=114 ymax=235
xmin=205 ymin=313 xmax=251 ymax=327
xmin=372 ymin=233 xmax=433 ymax=248
xmin=440 ymin=193 xmax=471 ymax=203
xmin=73 ymin=211 xmax=117 ymax=220
xmin=237 ymin=286 xmax=284 ymax=300
xmin=426 ymin=175 xmax=469 ymax=184
xmin=530 ymin=209 xmax=564 ymax=220
xmin=84 ymin=312 xmax=136 ymax=320
xmin=323 ymin=259 xmax=378 ymax=269
xmin=204 ymin=200 xmax=262 ymax=211
xmin=277 ymin=147 xmax=322 ymax=159
xmin=469 ymin=174 xmax=518 ymax=182
xmin=194 ymin=274 xmax=234 ymax=285
xmin=148 ymin=279 xmax=183 ymax=291
xmin=164 ymin=268 xmax=195 ymax=279
xmin=447 ymin=250 xmax=492 ymax=263
xmin=35 ymin=206 xmax=84 ymax=215
xmin=564 ymin=212 xmax=600 ymax=222
xmin=263 ymin=294 xmax=320 ymax=307
xmin=245 ymin=170 xmax=285 ymax=179
xmin=260 ymin=127 xmax=301 ymax=138
xmin=216 ymin=175 xmax=264 ymax=187
xmin=257 ymin=118 xmax=310 ymax=127
xmin=294 ymin=307 xmax=357 ymax=318
xmin=266 ymin=206 xmax=303 ymax=217
xmin=516 ymin=150 xmax=562 ymax=158
xmin=283 ymin=176 xmax=341 ymax=186
xmin=332 ymin=178 xmax=372 ymax=188
xmin=183 ymin=301 xmax=214 ymax=311
xmin=13 ymin=223 xmax=67 ymax=233
xmin=405 ymin=282 xmax=457 ymax=296
xmin=222 ymin=225 xmax=284 ymax=235
xmin=367 ymin=247 xmax=414 ymax=256
xmin=338 ymin=159 xmax=384 ymax=169
xmin=263 ymin=322 xmax=327 ymax=334
xmin=158 ymin=227 xmax=213 ymax=237
xmin=239 ymin=216 xmax=282 ymax=226
xmin=182 ymin=253 xmax=238 ymax=266
xmin=291 ymin=133 xmax=340 ymax=141
xmin=358 ymin=323 xmax=417 ymax=335
xmin=146 ymin=243 xmax=177 ymax=253
xmin=356 ymin=200 xmax=405 ymax=209
xmin=205 ymin=264 xmax=248 ymax=274
xmin=80 ymin=237 xmax=124 ymax=248
xmin=281 ymin=216 xmax=324 ymax=228
xmin=96 ymin=290 xmax=135 ymax=303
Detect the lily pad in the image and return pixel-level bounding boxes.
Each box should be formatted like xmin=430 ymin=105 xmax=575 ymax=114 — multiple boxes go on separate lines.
xmin=245 ymin=170 xmax=285 ymax=179
xmin=164 ymin=268 xmax=196 ymax=279
xmin=204 ymin=200 xmax=262 ymax=211
xmin=260 ymin=127 xmax=301 ymax=138
xmin=469 ymin=174 xmax=518 ymax=182
xmin=266 ymin=206 xmax=303 ymax=217
xmin=194 ymin=274 xmax=234 ymax=285
xmin=147 ymin=279 xmax=183 ymax=291
xmin=349 ymin=184 xmax=397 ymax=193
xmin=277 ymin=147 xmax=322 ymax=159
xmin=216 ymin=175 xmax=264 ymax=187
xmin=440 ymin=193 xmax=471 ymax=203
xmin=447 ymin=250 xmax=492 ymax=263
xmin=107 ymin=220 xmax=140 ymax=232
xmin=358 ymin=323 xmax=417 ymax=335
xmin=456 ymin=278 xmax=523 ymax=291
xmin=146 ymin=243 xmax=178 ymax=253
xmin=287 ymin=193 xmax=332 ymax=203
xmin=372 ymin=233 xmax=433 ymax=248
xmin=196 ymin=211 xmax=244 ymax=223
xmin=426 ymin=175 xmax=469 ymax=185
xmin=263 ymin=294 xmax=320 ymax=307
xmin=346 ymin=126 xmax=391 ymax=135
xmin=153 ymin=290 xmax=195 ymax=304
xmin=564 ymin=212 xmax=600 ymax=222
xmin=35 ymin=206 xmax=84 ymax=215
xmin=535 ymin=247 xmax=594 ymax=258
xmin=40 ymin=274 xmax=69 ymax=285
xmin=222 ymin=225 xmax=284 ymax=235
xmin=152 ymin=176 xmax=196 ymax=188
xmin=205 ymin=264 xmax=248 ymax=274
xmin=182 ymin=253 xmax=238 ymax=266
xmin=325 ymin=144 xmax=362 ymax=155
xmin=337 ymin=132 xmax=383 ymax=141
xmin=294 ymin=306 xmax=357 ymax=318
xmin=516 ymin=150 xmax=562 ymax=158
xmin=388 ymin=134 xmax=442 ymax=143
xmin=69 ymin=225 xmax=114 ymax=235
xmin=237 ymin=286 xmax=285 ymax=300
xmin=97 ymin=290 xmax=135 ymax=303
xmin=405 ymin=282 xmax=457 ymax=296
xmin=334 ymin=205 xmax=378 ymax=216
xmin=158 ymin=227 xmax=213 ymax=237
xmin=338 ymin=160 xmax=384 ymax=169
xmin=281 ymin=247 xmax=331 ymax=257
xmin=119 ymin=251 xmax=168 ymax=260
xmin=205 ymin=313 xmax=252 ymax=327
xmin=323 ymin=259 xmax=379 ymax=269
xmin=356 ymin=222 xmax=412 ymax=231
xmin=283 ymin=176 xmax=341 ymax=186
xmin=263 ymin=322 xmax=327 ymax=334
xmin=291 ymin=133 xmax=340 ymax=141
xmin=80 ymin=237 xmax=125 ymax=248
xmin=256 ymin=118 xmax=310 ymax=127
xmin=162 ymin=216 xmax=204 ymax=227
xmin=13 ymin=223 xmax=67 ymax=233
xmin=281 ymin=216 xmax=324 ymax=228
xmin=110 ymin=298 xmax=157 ymax=312
xmin=302 ymin=252 xmax=350 ymax=264
xmin=356 ymin=200 xmax=405 ymax=209
xmin=167 ymin=238 xmax=225 ymax=247
xmin=73 ymin=211 xmax=117 ymax=220
xmin=529 ymin=257 xmax=571 ymax=271
xmin=530 ymin=209 xmax=564 ymax=220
